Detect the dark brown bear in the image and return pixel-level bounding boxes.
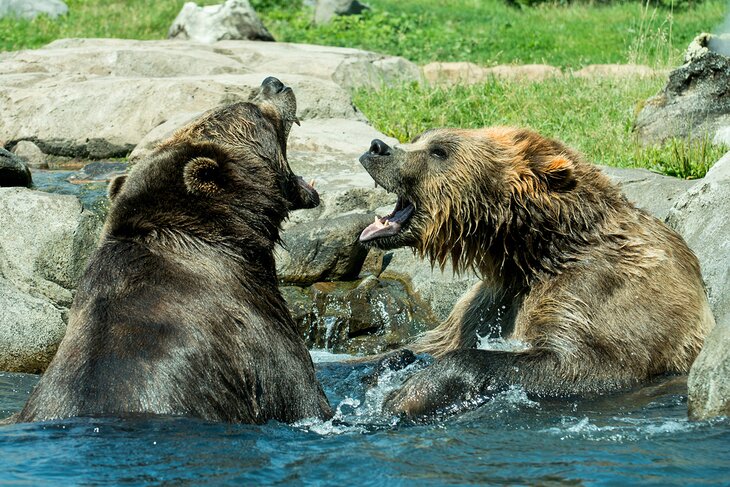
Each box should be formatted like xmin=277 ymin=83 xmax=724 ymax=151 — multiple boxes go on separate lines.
xmin=13 ymin=77 xmax=332 ymax=424
xmin=358 ymin=127 xmax=715 ymax=417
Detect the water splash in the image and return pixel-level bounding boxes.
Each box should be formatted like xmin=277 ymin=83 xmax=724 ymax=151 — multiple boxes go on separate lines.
xmin=542 ymin=415 xmax=702 ymax=442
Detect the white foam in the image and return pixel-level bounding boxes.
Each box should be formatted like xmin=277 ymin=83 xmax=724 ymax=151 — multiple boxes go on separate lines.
xmin=308 ymin=349 xmax=355 ymax=363
xmin=542 ymin=415 xmax=698 ymax=442
xmin=477 ymin=336 xmax=531 ymax=352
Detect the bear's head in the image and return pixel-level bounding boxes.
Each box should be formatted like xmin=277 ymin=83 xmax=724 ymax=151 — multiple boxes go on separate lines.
xmin=358 ymin=127 xmax=618 ymax=278
xmin=106 ymin=77 xmax=318 ymax=248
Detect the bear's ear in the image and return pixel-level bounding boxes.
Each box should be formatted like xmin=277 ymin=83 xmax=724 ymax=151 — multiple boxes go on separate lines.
xmin=183 ymin=156 xmax=222 ymax=195
xmin=108 ymin=175 xmax=127 ymax=201
xmin=542 ymin=156 xmax=576 ymax=192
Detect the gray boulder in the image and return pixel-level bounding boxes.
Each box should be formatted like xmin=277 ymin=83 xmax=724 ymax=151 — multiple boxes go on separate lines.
xmin=688 ymin=320 xmax=730 ymax=420
xmin=666 ymin=154 xmax=730 ymax=333
xmin=168 ymin=0 xmax=274 ymax=43
xmin=667 ymin=153 xmax=730 ymax=420
xmin=0 ymin=0 xmax=67 ymax=20
xmin=635 ymin=33 xmax=730 ymax=145
xmin=315 ymin=0 xmax=368 ymax=25
xmin=0 ymin=279 xmax=66 ymax=373
xmin=0 ymin=188 xmax=104 ymax=372
xmin=0 ymin=147 xmax=31 ymax=188
xmin=11 ymin=140 xmax=47 ymax=169
xmin=0 ymin=188 xmax=103 ymax=308
xmin=601 ymin=165 xmax=695 ymax=221
xmin=277 ymin=213 xmax=373 ymax=285
xmin=380 ymin=248 xmax=480 ymax=322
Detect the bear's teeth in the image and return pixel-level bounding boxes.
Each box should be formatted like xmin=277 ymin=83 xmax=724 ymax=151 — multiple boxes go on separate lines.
xmin=309 ymin=179 xmax=316 ymax=188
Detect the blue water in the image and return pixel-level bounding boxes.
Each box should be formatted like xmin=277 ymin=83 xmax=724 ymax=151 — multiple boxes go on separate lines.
xmin=1 ymin=353 xmax=728 ymax=486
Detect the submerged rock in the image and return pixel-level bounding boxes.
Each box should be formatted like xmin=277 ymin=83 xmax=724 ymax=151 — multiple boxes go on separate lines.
xmin=635 ymin=33 xmax=730 ymax=145
xmin=0 ymin=148 xmax=32 ymax=188
xmin=283 ymin=276 xmax=437 ymax=355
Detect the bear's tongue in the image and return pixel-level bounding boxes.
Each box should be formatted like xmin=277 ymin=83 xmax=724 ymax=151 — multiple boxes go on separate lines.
xmin=359 ymin=197 xmax=414 ymax=242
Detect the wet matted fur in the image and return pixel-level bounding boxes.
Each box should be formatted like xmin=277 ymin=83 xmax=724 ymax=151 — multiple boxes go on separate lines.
xmin=358 ymin=127 xmax=715 ymax=417
xmin=12 ymin=78 xmax=331 ymax=424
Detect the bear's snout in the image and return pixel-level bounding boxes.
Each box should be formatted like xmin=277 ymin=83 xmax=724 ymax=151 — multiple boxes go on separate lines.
xmin=261 ymin=76 xmax=286 ymax=94
xmin=368 ymin=139 xmax=391 ymax=156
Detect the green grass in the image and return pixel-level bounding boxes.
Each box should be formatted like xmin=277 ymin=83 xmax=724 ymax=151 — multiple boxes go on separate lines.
xmin=2 ymin=0 xmax=726 ymax=68
xmin=0 ymin=0 xmax=221 ymax=52
xmin=263 ymin=0 xmax=727 ymax=69
xmin=353 ymin=76 xmax=728 ymax=178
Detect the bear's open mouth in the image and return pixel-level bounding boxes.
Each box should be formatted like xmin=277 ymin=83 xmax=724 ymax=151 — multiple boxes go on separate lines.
xmin=359 ymin=196 xmax=415 ymax=242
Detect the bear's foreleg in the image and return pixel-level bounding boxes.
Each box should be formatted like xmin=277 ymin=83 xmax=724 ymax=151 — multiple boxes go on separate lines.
xmin=382 ymin=348 xmax=636 ymax=417
xmin=412 ymin=281 xmax=520 ymax=358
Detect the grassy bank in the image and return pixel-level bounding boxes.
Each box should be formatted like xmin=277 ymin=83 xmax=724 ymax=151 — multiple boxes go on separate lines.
xmin=265 ymin=0 xmax=727 ymax=69
xmin=1 ymin=0 xmax=726 ymax=68
xmin=0 ymin=0 xmax=219 ymax=52
xmin=354 ymin=76 xmax=727 ymax=178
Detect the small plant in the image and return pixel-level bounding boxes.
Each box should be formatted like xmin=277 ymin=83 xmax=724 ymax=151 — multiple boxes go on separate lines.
xmin=640 ymin=136 xmax=728 ymax=179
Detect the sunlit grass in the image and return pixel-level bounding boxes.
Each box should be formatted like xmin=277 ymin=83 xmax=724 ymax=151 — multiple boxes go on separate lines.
xmin=353 ymin=76 xmax=727 ymax=177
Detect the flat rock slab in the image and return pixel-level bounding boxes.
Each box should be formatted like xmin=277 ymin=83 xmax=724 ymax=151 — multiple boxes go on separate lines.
xmin=0 ymin=38 xmax=420 ymax=161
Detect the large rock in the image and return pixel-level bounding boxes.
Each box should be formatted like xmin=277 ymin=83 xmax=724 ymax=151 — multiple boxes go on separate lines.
xmin=0 ymin=0 xmax=67 ymax=20
xmin=667 ymin=153 xmax=730 ymax=420
xmin=635 ymin=33 xmax=730 ymax=145
xmin=277 ymin=214 xmax=373 ymax=285
xmin=0 ymin=188 xmax=104 ymax=372
xmin=10 ymin=140 xmax=47 ymax=169
xmin=601 ymin=165 xmax=695 ymax=221
xmin=380 ymin=249 xmax=480 ymax=322
xmin=314 ymin=0 xmax=368 ymax=25
xmin=168 ymin=0 xmax=274 ymax=43
xmin=0 ymin=279 xmax=66 ymax=373
xmin=666 ymin=155 xmax=730 ymax=332
xmin=0 ymin=38 xmax=420 ymax=159
xmin=688 ymin=320 xmax=730 ymax=420
xmin=0 ymin=188 xmax=103 ymax=307
xmin=0 ymin=147 xmax=31 ymax=188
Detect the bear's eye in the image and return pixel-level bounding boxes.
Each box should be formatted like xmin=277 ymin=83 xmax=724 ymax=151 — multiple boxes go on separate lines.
xmin=429 ymin=147 xmax=448 ymax=160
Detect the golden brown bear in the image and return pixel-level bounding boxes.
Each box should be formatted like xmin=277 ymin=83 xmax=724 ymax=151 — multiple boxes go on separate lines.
xmin=358 ymin=127 xmax=715 ymax=417
xmin=11 ymin=77 xmax=331 ymax=424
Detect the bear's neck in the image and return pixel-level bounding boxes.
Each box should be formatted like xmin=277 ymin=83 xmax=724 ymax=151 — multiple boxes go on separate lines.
xmin=441 ymin=186 xmax=627 ymax=288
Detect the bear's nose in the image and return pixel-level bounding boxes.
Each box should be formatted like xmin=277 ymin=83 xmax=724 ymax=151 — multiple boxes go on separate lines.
xmin=369 ymin=139 xmax=391 ymax=156
xmin=261 ymin=76 xmax=285 ymax=94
